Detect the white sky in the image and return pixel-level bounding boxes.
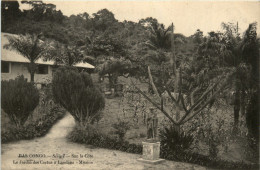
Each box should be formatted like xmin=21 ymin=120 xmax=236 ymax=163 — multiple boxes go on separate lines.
xmin=19 ymin=0 xmax=260 ymax=36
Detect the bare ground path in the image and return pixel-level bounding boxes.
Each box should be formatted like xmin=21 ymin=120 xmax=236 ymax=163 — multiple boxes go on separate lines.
xmin=1 ymin=113 xmax=207 ymax=170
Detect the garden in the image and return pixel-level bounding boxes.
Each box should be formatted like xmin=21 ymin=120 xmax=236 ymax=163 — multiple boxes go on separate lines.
xmin=1 ymin=1 xmax=259 ymax=169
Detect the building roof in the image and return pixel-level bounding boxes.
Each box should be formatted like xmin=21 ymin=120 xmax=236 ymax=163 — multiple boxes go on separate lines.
xmin=1 ymin=33 xmax=95 ymax=69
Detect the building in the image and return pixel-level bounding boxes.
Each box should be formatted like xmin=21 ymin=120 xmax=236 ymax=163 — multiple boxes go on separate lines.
xmin=1 ymin=33 xmax=95 ymax=88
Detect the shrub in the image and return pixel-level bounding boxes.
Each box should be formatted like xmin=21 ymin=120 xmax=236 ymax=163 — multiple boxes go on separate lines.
xmin=52 ymin=67 xmax=105 ymax=128
xmin=112 ymin=118 xmax=130 ymax=140
xmin=1 ymin=106 xmax=65 ymax=143
xmin=1 ymin=75 xmax=39 ymax=128
xmin=159 ymin=125 xmax=194 ymax=153
xmin=67 ymin=126 xmax=142 ymax=154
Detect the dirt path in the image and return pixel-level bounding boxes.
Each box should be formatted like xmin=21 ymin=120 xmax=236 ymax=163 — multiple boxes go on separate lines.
xmin=1 ymin=114 xmax=207 ymax=170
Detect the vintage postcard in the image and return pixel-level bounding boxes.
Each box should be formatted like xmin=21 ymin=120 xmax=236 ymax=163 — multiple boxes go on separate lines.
xmin=1 ymin=0 xmax=259 ymax=170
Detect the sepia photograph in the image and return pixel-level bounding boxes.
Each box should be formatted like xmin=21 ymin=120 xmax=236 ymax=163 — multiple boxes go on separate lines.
xmin=1 ymin=0 xmax=259 ymax=169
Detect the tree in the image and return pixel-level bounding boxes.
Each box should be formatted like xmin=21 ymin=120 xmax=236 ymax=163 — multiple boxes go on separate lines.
xmin=131 ymin=23 xmax=235 ymax=133
xmin=49 ymin=42 xmax=94 ymax=67
xmin=139 ymin=17 xmax=159 ymax=30
xmin=87 ymin=33 xmax=129 ymax=90
xmin=22 ymin=0 xmax=64 ymax=23
xmin=52 ymin=67 xmax=105 ymax=128
xmin=1 ymin=0 xmax=22 ymax=31
xmin=98 ymin=57 xmax=132 ymax=88
xmin=1 ymin=75 xmax=39 ymax=128
xmin=197 ymin=22 xmax=259 ymax=133
xmin=91 ymin=9 xmax=118 ymax=32
xmin=4 ymin=33 xmax=54 ymax=82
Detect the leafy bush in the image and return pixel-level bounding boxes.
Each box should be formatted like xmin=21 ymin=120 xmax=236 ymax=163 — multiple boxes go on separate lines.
xmin=1 ymin=106 xmax=65 ymax=143
xmin=112 ymin=118 xmax=130 ymax=140
xmin=160 ymin=125 xmax=194 ymax=153
xmin=52 ymin=67 xmax=105 ymax=127
xmin=1 ymin=75 xmax=39 ymax=128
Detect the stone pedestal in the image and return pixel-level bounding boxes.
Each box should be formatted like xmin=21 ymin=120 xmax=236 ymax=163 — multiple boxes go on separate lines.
xmin=137 ymin=141 xmax=165 ymax=164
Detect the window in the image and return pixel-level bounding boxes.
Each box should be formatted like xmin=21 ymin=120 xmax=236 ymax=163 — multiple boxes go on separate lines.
xmin=36 ymin=64 xmax=48 ymax=74
xmin=1 ymin=61 xmax=10 ymax=73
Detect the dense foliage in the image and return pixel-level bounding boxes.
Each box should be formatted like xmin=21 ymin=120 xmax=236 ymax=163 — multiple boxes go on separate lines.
xmin=68 ymin=126 xmax=142 ymax=154
xmin=1 ymin=76 xmax=39 ymax=127
xmin=1 ymin=106 xmax=65 ymax=143
xmin=52 ymin=67 xmax=105 ymax=127
xmin=160 ymin=125 xmax=194 ymax=153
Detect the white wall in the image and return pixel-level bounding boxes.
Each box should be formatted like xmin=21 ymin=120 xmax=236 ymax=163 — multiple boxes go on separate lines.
xmin=1 ymin=62 xmax=53 ymax=84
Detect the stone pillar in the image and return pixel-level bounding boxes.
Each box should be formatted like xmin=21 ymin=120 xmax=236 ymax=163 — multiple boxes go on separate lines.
xmin=138 ymin=107 xmax=165 ymax=164
xmin=138 ymin=142 xmax=165 ymax=164
xmin=142 ymin=142 xmax=160 ymax=160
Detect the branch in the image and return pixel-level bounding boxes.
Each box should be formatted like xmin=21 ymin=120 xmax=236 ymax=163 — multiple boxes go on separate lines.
xmin=130 ymin=78 xmax=177 ymax=125
xmin=177 ymin=71 xmax=234 ymax=125
xmin=190 ymin=87 xmax=199 ymax=106
xmin=165 ymin=89 xmax=177 ymax=103
xmin=182 ymin=81 xmax=227 ymax=124
xmin=178 ymin=65 xmax=183 ymax=103
xmin=180 ymin=95 xmax=188 ymax=112
xmin=188 ymin=73 xmax=226 ymax=112
xmin=165 ymin=88 xmax=182 ymax=110
xmin=180 ymin=71 xmax=235 ymax=124
xmin=148 ymin=66 xmax=160 ymax=98
xmin=122 ymin=73 xmax=130 ymax=78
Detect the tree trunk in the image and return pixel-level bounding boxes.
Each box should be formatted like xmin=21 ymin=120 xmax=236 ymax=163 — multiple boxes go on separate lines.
xmin=28 ymin=62 xmax=37 ymax=82
xmin=173 ymin=124 xmax=180 ymax=134
xmin=233 ymin=90 xmax=240 ymax=133
xmin=30 ymin=72 xmax=35 ymax=82
xmin=170 ymin=23 xmax=176 ymax=75
xmin=108 ymin=74 xmax=112 ymax=90
xmin=175 ymin=69 xmax=180 ymax=121
xmin=240 ymin=88 xmax=246 ymax=116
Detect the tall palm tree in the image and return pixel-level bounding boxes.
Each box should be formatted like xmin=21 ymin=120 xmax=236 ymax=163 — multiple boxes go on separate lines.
xmin=197 ymin=22 xmax=258 ymax=133
xmin=4 ymin=33 xmax=53 ymax=82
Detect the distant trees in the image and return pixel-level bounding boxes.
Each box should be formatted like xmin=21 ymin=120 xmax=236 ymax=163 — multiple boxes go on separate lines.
xmin=86 ymin=21 xmax=132 ymax=90
xmin=48 ymin=42 xmax=94 ymax=67
xmin=1 ymin=0 xmax=22 ymax=31
xmin=21 ymin=0 xmax=64 ymax=23
xmin=91 ymin=9 xmax=118 ymax=32
xmin=1 ymin=76 xmax=39 ymax=128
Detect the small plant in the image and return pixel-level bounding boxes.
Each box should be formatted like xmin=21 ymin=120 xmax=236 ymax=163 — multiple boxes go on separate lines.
xmin=1 ymin=75 xmax=39 ymax=128
xmin=52 ymin=66 xmax=105 ymax=128
xmin=139 ymin=132 xmax=146 ymax=138
xmin=159 ymin=125 xmax=194 ymax=153
xmin=112 ymin=118 xmax=130 ymax=141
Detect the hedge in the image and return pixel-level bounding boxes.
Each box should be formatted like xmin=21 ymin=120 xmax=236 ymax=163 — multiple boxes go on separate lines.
xmin=68 ymin=126 xmax=259 ymax=170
